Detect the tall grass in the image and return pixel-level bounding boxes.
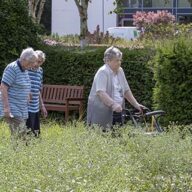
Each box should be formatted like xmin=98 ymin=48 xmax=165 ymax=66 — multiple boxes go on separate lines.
xmin=0 ymin=121 xmax=192 ymax=191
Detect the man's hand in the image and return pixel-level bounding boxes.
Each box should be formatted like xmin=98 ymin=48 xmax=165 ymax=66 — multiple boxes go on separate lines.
xmin=1 ymin=83 xmax=12 ymax=118
xmin=3 ymin=107 xmax=11 ymax=118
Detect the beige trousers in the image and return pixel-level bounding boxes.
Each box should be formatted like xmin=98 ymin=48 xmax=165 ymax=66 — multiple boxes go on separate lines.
xmin=5 ymin=117 xmax=27 ymax=138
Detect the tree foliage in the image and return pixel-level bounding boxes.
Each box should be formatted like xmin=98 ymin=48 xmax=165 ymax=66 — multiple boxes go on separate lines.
xmin=133 ymin=10 xmax=176 ymax=39
xmin=133 ymin=10 xmax=175 ymax=29
xmin=0 ymin=0 xmax=41 ymax=74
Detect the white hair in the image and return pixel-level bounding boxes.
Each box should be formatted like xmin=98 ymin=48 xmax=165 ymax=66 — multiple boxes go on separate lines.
xmin=35 ymin=50 xmax=46 ymax=62
xmin=103 ymin=46 xmax=122 ymax=63
xmin=20 ymin=47 xmax=38 ymax=61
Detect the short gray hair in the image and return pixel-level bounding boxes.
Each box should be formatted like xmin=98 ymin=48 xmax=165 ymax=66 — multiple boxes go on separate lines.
xmin=20 ymin=47 xmax=38 ymax=61
xmin=35 ymin=50 xmax=46 ymax=62
xmin=103 ymin=46 xmax=122 ymax=63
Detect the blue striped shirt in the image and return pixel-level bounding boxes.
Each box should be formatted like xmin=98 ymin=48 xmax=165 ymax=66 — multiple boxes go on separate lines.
xmin=28 ymin=67 xmax=43 ymax=113
xmin=0 ymin=60 xmax=31 ymax=119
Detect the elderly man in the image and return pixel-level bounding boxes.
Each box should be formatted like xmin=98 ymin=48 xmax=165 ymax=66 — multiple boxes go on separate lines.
xmin=0 ymin=47 xmax=38 ymax=140
xmin=87 ymin=46 xmax=145 ymax=130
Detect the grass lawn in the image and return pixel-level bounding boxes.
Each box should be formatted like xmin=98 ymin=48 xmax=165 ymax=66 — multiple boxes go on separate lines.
xmin=0 ymin=120 xmax=192 ymax=192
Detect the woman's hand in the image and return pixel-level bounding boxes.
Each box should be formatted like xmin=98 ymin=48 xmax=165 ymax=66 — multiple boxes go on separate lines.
xmin=28 ymin=93 xmax=32 ymax=103
xmin=41 ymin=105 xmax=48 ymax=118
xmin=112 ymin=103 xmax=122 ymax=112
xmin=135 ymin=104 xmax=147 ymax=113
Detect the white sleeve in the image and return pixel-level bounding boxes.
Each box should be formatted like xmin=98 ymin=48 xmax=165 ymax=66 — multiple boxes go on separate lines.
xmin=95 ymin=70 xmax=108 ymax=92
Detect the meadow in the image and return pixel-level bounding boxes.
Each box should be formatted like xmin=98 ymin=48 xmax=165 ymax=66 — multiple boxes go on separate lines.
xmin=0 ymin=120 xmax=192 ymax=192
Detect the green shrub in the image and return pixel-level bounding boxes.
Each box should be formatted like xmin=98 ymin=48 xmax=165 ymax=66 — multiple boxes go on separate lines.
xmin=40 ymin=45 xmax=154 ymax=108
xmin=153 ymin=37 xmax=192 ymax=124
xmin=0 ymin=0 xmax=41 ymax=75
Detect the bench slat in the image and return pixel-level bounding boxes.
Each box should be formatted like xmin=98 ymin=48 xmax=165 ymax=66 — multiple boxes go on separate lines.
xmin=45 ymin=104 xmax=79 ymax=111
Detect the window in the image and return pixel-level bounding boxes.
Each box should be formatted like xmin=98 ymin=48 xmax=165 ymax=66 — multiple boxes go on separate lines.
xmin=122 ymin=19 xmax=134 ymax=26
xmin=124 ymin=0 xmax=142 ymax=8
xmin=143 ymin=0 xmax=152 ymax=7
xmin=178 ymin=0 xmax=192 ymax=7
xmin=143 ymin=0 xmax=172 ymax=8
xmin=178 ymin=15 xmax=192 ymax=23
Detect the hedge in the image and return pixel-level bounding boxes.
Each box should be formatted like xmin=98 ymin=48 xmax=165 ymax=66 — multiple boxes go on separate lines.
xmin=40 ymin=45 xmax=154 ymax=108
xmin=153 ymin=38 xmax=192 ymax=124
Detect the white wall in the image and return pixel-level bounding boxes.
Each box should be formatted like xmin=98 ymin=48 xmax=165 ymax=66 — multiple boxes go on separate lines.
xmin=52 ymin=0 xmax=80 ymax=35
xmin=52 ymin=0 xmax=117 ymax=35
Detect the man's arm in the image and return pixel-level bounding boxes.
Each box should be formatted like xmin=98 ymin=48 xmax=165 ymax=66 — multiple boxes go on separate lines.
xmin=1 ymin=83 xmax=11 ymax=117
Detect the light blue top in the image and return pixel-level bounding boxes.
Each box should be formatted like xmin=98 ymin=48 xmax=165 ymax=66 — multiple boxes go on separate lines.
xmin=0 ymin=60 xmax=31 ymax=119
xmin=28 ymin=67 xmax=43 ymax=113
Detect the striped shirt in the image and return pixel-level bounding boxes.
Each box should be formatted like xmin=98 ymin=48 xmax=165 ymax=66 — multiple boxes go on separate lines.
xmin=28 ymin=67 xmax=43 ymax=113
xmin=0 ymin=60 xmax=31 ymax=119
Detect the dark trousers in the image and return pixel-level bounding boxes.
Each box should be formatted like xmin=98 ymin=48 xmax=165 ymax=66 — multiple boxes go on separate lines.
xmin=112 ymin=112 xmax=123 ymax=126
xmin=26 ymin=112 xmax=40 ymax=137
xmin=111 ymin=112 xmax=124 ymax=137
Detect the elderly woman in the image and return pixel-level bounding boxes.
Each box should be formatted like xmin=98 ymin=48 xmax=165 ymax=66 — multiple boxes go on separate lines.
xmin=26 ymin=50 xmax=47 ymax=137
xmin=87 ymin=46 xmax=144 ymax=129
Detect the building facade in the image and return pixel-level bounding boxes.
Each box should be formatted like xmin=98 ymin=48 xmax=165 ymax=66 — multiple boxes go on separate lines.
xmin=51 ymin=0 xmax=192 ymax=35
xmin=118 ymin=0 xmax=192 ymax=26
xmin=52 ymin=0 xmax=116 ymax=35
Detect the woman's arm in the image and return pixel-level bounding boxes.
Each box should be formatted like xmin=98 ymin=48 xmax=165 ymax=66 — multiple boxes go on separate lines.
xmin=39 ymin=93 xmax=47 ymax=117
xmin=124 ymin=90 xmax=142 ymax=111
xmin=97 ymin=91 xmax=122 ymax=112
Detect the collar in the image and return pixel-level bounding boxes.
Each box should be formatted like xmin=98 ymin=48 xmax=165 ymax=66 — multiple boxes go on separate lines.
xmin=29 ymin=67 xmax=40 ymax=72
xmin=17 ymin=60 xmax=25 ymax=72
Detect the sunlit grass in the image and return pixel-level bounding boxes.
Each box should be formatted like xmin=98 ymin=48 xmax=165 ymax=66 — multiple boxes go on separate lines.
xmin=0 ymin=121 xmax=192 ymax=191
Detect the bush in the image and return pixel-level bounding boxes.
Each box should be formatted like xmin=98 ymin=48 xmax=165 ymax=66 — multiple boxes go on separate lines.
xmin=0 ymin=0 xmax=41 ymax=74
xmin=40 ymin=45 xmax=154 ymax=108
xmin=153 ymin=37 xmax=192 ymax=124
xmin=133 ymin=10 xmax=176 ymax=40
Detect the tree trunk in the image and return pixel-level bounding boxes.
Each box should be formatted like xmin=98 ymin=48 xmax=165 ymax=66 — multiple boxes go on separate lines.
xmin=79 ymin=10 xmax=88 ymax=47
xmin=80 ymin=11 xmax=88 ymax=38
xmin=28 ymin=0 xmax=46 ymax=24
xmin=37 ymin=0 xmax=46 ymax=23
xmin=74 ymin=0 xmax=89 ymax=48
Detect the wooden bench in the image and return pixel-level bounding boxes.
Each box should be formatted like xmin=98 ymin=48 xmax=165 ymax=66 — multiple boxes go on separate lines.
xmin=42 ymin=84 xmax=84 ymax=121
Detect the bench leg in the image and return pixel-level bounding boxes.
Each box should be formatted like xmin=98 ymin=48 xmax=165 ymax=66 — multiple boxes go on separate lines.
xmin=65 ymin=110 xmax=69 ymax=122
xmin=79 ymin=104 xmax=83 ymax=121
